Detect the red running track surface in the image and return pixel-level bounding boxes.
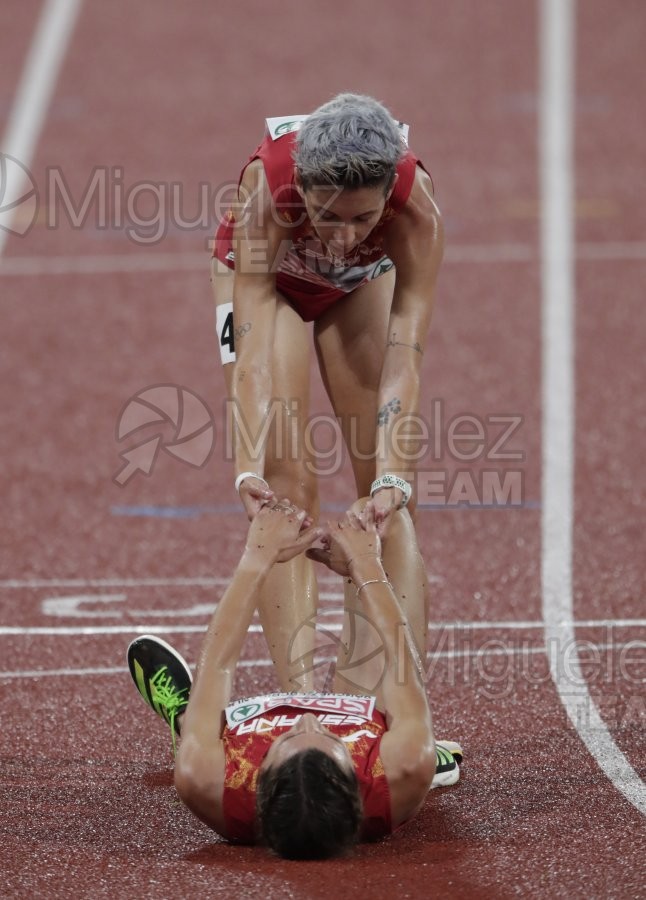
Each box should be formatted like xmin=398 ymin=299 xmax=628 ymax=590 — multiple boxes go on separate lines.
xmin=1 ymin=1 xmax=644 ymax=897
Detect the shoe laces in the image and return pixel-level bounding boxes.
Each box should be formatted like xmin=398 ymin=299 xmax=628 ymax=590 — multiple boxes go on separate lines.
xmin=150 ymin=666 xmax=189 ymax=755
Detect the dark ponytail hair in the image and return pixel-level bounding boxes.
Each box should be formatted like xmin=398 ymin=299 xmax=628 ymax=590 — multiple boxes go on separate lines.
xmin=256 ymin=748 xmax=363 ymax=859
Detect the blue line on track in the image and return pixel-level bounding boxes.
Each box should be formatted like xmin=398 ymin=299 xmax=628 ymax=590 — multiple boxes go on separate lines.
xmin=111 ymin=500 xmax=541 ymax=518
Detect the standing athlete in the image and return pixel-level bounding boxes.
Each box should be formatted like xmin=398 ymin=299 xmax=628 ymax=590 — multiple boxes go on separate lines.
xmin=211 ymin=93 xmax=443 ymax=688
xmin=128 ymin=500 xmax=462 ymax=859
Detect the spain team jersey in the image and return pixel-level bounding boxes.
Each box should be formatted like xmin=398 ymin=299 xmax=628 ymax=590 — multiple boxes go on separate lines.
xmin=220 ymin=691 xmax=392 ymax=843
xmin=213 ymin=116 xmax=429 ymax=321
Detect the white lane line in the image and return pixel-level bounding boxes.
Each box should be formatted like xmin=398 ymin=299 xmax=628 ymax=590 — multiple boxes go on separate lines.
xmin=0 ymin=660 xmax=274 ymax=680
xmin=0 ymin=576 xmax=340 ymax=588
xmin=0 ymin=0 xmax=84 ymax=255
xmin=2 ymin=640 xmax=643 ymax=681
xmin=1 ymin=242 xmax=646 ymax=278
xmin=0 ymin=623 xmax=314 ymax=636
xmin=539 ymin=0 xmax=646 ymax=815
xmin=1 ymin=618 xmax=644 ymax=637
xmin=0 ymin=577 xmax=229 ymax=588
xmin=0 ymin=252 xmax=208 ymax=275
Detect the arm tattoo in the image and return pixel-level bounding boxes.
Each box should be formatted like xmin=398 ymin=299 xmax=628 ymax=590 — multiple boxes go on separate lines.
xmin=387 ymin=331 xmax=423 ymax=355
xmin=377 ymin=398 xmax=402 ymax=426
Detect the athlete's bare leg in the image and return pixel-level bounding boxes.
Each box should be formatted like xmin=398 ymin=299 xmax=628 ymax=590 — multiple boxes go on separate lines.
xmin=211 ymin=258 xmax=318 ymax=690
xmin=313 ymin=268 xmax=395 ymax=500
xmin=314 ymin=271 xmax=429 ymax=700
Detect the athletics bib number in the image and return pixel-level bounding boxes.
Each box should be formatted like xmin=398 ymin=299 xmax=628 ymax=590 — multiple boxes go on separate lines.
xmin=216 ymin=302 xmax=235 ymax=364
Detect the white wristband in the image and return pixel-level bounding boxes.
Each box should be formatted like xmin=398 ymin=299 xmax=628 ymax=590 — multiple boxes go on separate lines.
xmin=234 ymin=472 xmax=269 ymax=493
xmin=370 ymin=474 xmax=412 ymax=508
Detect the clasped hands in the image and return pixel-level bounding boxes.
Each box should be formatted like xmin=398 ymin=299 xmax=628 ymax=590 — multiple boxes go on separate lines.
xmin=244 ymin=496 xmax=383 ymax=573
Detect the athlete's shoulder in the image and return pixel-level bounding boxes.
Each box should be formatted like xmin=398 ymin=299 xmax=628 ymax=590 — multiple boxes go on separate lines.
xmin=383 ymin=166 xmax=441 ymax=259
xmin=174 ymin=734 xmax=227 ymax=832
xmin=407 ymin=166 xmax=439 ymax=217
xmin=378 ymin=722 xmax=436 ymax=827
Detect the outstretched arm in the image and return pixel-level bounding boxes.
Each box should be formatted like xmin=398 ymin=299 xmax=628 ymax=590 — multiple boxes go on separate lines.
xmin=308 ymin=507 xmax=435 ymax=826
xmin=370 ymin=168 xmax=444 ymax=532
xmin=229 ymin=160 xmax=292 ymax=519
xmin=174 ymin=504 xmax=321 ymax=831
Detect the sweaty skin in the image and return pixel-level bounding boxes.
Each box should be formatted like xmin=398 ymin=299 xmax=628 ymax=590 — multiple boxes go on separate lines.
xmin=210 ymin=137 xmax=442 ymax=699
xmin=173 ymin=502 xmax=436 ymax=839
xmin=229 ymin=160 xmax=443 ymax=530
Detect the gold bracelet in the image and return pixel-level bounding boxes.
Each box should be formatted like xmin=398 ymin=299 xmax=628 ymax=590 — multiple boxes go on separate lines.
xmin=356 ymin=578 xmax=393 ymax=597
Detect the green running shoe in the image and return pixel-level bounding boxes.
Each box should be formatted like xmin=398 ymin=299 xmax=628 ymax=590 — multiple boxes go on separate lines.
xmin=127 ymin=635 xmax=192 ymax=754
xmin=431 ymin=739 xmax=463 ymax=788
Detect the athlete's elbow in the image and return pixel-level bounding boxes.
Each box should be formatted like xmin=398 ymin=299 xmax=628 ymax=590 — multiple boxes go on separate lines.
xmin=174 ymin=752 xmax=200 ymax=804
xmin=174 ymin=741 xmax=215 ymax=806
xmin=397 ymin=747 xmax=436 ymax=793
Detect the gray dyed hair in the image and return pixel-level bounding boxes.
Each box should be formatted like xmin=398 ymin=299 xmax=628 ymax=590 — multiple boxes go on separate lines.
xmin=294 ymin=93 xmax=404 ymax=192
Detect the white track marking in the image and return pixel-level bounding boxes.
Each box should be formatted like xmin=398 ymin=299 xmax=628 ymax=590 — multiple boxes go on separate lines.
xmin=0 ymin=576 xmax=339 ymax=589
xmin=540 ymin=0 xmax=646 ymax=814
xmin=2 ymin=640 xmax=643 ymax=681
xmin=0 ymin=605 xmax=646 ymax=636
xmin=0 ymin=252 xmax=208 ymax=275
xmin=0 ymin=623 xmax=294 ymax=636
xmin=1 ymin=618 xmax=644 ymax=636
xmin=0 ymin=0 xmax=84 ymax=255
xmin=0 ymin=660 xmax=274 ymax=680
xmin=1 ymin=242 xmax=646 ymax=278
xmin=41 ymin=594 xmax=128 ymax=617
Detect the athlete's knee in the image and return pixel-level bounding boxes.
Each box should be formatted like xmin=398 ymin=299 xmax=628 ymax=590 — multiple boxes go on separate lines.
xmin=385 ymin=504 xmax=413 ymax=528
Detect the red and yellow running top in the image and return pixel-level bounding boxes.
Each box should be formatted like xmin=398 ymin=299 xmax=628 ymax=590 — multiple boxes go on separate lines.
xmin=221 ymin=691 xmax=392 ymax=842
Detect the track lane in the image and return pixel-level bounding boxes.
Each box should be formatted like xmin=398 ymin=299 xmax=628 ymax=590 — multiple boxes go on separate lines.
xmin=572 ymin=0 xmax=646 ymax=790
xmin=2 ymin=0 xmax=645 ymax=896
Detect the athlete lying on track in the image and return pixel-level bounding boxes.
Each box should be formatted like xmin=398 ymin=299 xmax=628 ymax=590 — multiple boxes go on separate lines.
xmin=128 ymin=500 xmax=462 ymax=859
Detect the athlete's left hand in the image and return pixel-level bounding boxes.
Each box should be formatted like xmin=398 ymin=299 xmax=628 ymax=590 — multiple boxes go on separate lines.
xmin=307 ymin=507 xmax=382 ymax=575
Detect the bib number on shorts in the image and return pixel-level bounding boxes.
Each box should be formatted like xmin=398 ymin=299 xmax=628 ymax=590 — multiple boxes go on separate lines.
xmin=216 ymin=302 xmax=235 ymax=364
